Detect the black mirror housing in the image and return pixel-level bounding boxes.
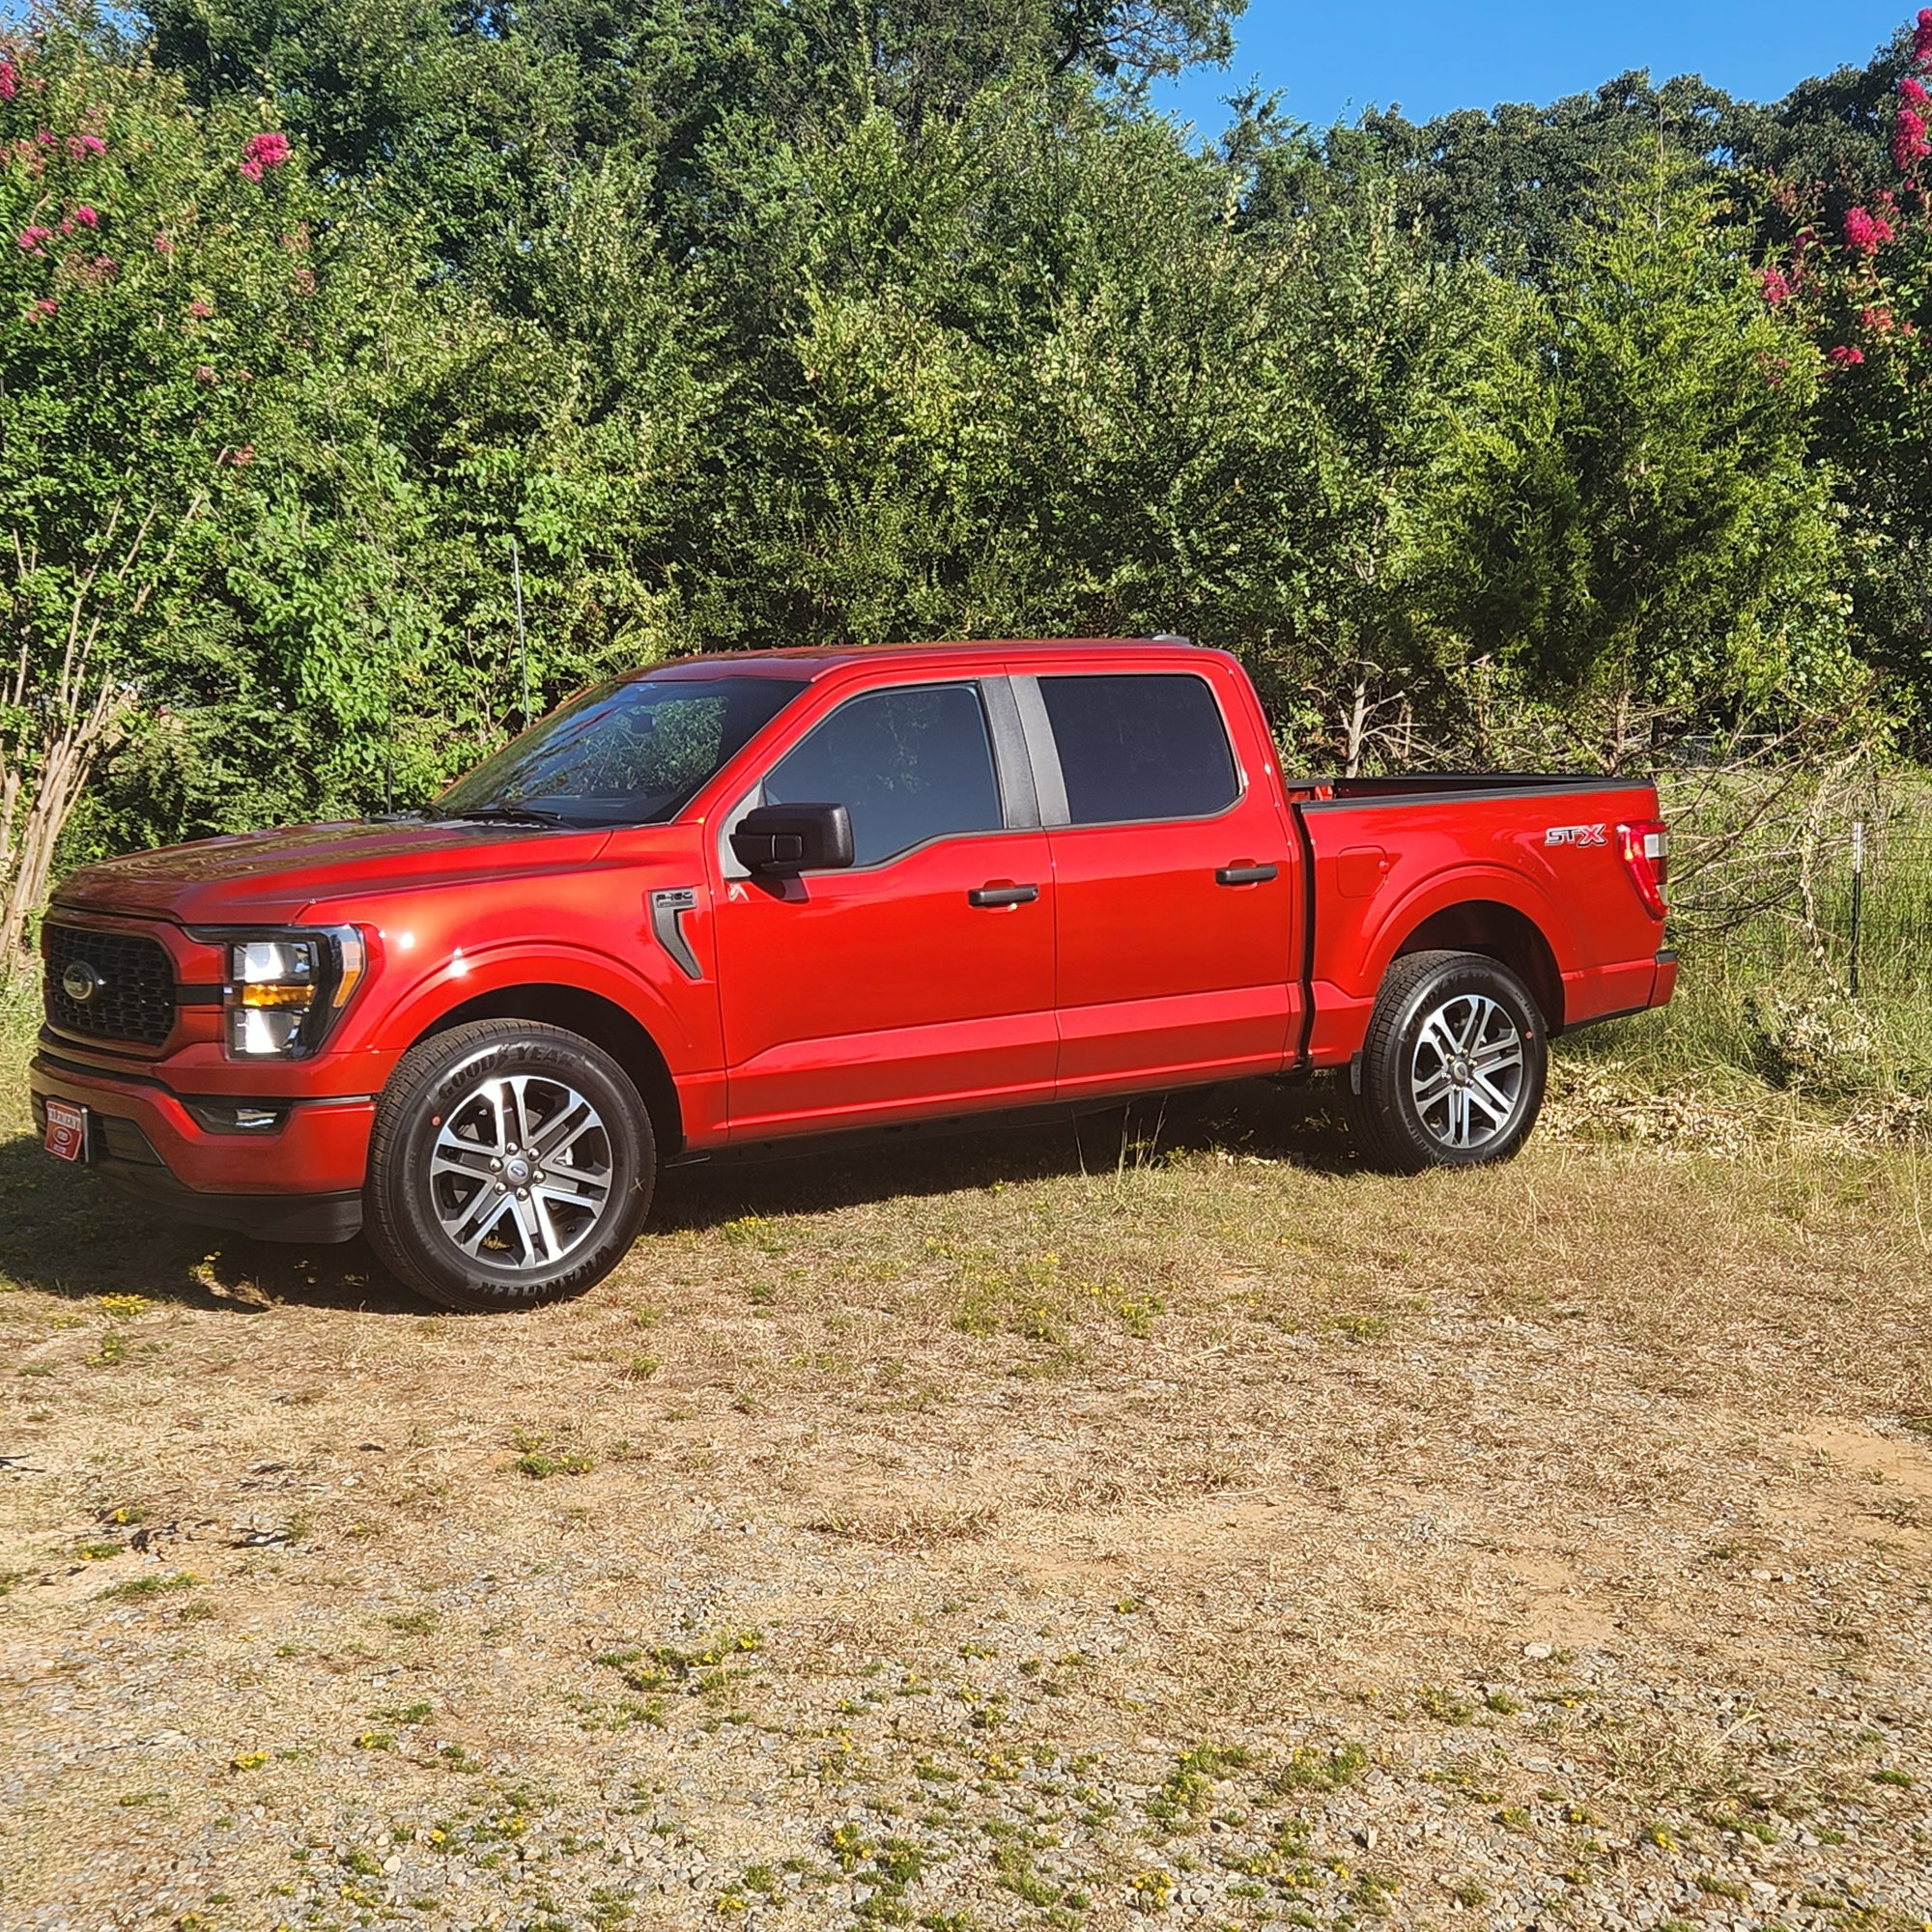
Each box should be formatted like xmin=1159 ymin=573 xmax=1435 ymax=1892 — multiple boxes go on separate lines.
xmin=730 ymin=802 xmax=855 ymax=874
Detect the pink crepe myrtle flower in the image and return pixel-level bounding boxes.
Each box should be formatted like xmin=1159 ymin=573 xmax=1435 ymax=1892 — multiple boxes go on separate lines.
xmin=187 ymin=299 xmax=213 ymax=319
xmin=1760 ymin=265 xmax=1794 ymax=304
xmin=34 ymin=128 xmax=53 ymax=147
xmin=1896 ymin=105 xmax=1931 ymax=168
xmin=1830 ymin=345 xmax=1867 ymax=366
xmin=65 ymin=133 xmax=104 ymax=159
xmin=238 ymin=130 xmax=291 ymax=181
xmin=16 ymin=225 xmax=52 ymax=253
xmin=1844 ymin=205 xmax=1894 ymax=256
xmin=152 ymin=232 xmax=173 ymax=253
xmin=1916 ymin=7 xmax=1932 ymax=65
xmin=71 ymin=204 xmax=98 ymax=227
xmin=1904 ymin=75 xmax=1931 ymax=105
xmin=32 ymin=298 xmax=56 ymax=317
xmin=0 ymin=59 xmax=18 ymax=100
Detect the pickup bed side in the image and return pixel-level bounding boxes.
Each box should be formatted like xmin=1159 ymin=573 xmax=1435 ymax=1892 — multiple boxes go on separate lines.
xmin=1293 ymin=775 xmax=1677 ymax=1068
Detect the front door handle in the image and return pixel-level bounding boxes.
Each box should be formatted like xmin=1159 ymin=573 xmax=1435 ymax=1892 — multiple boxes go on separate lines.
xmin=968 ymin=883 xmax=1039 ymax=908
xmin=1215 ymin=862 xmax=1278 ymax=886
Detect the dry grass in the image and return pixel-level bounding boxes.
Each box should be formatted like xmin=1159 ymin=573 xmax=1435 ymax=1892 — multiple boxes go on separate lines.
xmin=3 ymin=1011 xmax=1931 ymax=1932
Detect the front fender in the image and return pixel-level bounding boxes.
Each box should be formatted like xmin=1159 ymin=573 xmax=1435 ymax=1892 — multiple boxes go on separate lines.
xmin=356 ymin=939 xmax=701 ymax=1067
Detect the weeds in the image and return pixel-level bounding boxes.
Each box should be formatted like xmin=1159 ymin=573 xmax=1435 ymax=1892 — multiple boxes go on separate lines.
xmin=99 ymin=1571 xmax=198 ymax=1602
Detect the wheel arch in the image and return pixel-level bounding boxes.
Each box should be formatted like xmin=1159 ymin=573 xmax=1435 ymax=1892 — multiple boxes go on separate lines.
xmin=414 ymin=984 xmax=683 ymax=1156
xmin=1391 ymin=900 xmax=1565 ymax=1032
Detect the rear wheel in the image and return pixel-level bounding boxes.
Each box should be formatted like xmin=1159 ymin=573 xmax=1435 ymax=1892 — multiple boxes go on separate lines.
xmin=1348 ymin=950 xmax=1547 ymax=1173
xmin=365 ymin=1019 xmax=655 ymax=1311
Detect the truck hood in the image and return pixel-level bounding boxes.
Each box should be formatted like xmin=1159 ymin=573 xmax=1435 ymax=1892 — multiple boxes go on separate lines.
xmin=50 ymin=818 xmax=624 ymax=925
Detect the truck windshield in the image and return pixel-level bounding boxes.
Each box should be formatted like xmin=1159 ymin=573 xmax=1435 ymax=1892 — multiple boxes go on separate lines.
xmin=434 ymin=675 xmax=809 ymax=828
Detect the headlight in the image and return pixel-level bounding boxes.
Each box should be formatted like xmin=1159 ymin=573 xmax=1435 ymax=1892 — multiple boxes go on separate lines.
xmin=222 ymin=925 xmax=367 ymax=1059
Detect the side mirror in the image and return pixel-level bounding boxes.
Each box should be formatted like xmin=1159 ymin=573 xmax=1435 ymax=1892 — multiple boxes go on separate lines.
xmin=730 ymin=802 xmax=855 ymax=875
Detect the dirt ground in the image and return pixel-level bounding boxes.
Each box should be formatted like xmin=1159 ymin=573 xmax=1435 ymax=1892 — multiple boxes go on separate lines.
xmin=2 ymin=1058 xmax=1930 ymax=1932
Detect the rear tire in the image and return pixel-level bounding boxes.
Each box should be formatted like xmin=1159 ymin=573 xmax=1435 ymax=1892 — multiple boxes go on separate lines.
xmin=365 ymin=1019 xmax=655 ymax=1312
xmin=1347 ymin=950 xmax=1547 ymax=1174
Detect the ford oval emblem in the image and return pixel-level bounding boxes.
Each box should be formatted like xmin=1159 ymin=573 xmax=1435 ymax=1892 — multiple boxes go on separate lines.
xmin=62 ymin=960 xmax=103 ymax=1005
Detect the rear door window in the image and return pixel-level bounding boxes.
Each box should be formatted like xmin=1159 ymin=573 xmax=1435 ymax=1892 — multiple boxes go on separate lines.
xmin=763 ymin=682 xmax=1005 ymax=866
xmin=1038 ymin=673 xmax=1239 ymax=825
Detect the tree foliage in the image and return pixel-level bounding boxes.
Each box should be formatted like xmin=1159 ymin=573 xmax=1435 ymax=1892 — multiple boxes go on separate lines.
xmin=0 ymin=0 xmax=1926 ymax=968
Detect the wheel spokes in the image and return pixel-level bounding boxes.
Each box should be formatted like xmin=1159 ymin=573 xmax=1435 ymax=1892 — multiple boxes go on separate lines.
xmin=426 ymin=1070 xmax=616 ymax=1272
xmin=1408 ymin=990 xmax=1524 ymax=1151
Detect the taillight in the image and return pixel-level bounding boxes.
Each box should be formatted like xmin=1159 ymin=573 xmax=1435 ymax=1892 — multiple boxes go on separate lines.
xmin=1616 ymin=818 xmax=1668 ymax=920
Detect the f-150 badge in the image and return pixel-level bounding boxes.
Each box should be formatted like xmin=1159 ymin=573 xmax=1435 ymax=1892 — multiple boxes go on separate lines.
xmin=1545 ymin=823 xmax=1607 ymax=846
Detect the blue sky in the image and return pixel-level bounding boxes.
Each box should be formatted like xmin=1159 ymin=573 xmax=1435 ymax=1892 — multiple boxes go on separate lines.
xmin=1153 ymin=1 xmax=1911 ymax=135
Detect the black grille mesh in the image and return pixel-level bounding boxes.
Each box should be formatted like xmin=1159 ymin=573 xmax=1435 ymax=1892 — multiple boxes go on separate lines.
xmin=43 ymin=923 xmax=176 ymax=1047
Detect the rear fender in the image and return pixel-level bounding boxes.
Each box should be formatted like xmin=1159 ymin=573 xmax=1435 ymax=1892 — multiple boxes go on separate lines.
xmin=1362 ymin=867 xmax=1575 ymax=996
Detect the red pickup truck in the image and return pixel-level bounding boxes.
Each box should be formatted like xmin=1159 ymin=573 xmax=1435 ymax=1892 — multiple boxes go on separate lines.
xmin=31 ymin=639 xmax=1674 ymax=1310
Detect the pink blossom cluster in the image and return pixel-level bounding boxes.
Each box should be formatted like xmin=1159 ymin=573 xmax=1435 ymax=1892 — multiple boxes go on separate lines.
xmin=0 ymin=58 xmax=17 ymax=101
xmin=1895 ymin=104 xmax=1930 ymax=168
xmin=17 ymin=206 xmax=102 ymax=253
xmin=1830 ymin=344 xmax=1867 ymax=366
xmin=238 ymin=131 xmax=291 ymax=182
xmin=1844 ymin=204 xmax=1896 ymax=256
xmin=1761 ymin=265 xmax=1794 ymax=304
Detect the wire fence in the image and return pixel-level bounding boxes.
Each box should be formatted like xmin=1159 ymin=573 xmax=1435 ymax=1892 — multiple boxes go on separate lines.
xmin=1661 ymin=768 xmax=1932 ymax=1009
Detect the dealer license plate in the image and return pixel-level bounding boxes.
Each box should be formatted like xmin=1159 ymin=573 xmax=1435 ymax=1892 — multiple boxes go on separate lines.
xmin=43 ymin=1098 xmax=86 ymax=1164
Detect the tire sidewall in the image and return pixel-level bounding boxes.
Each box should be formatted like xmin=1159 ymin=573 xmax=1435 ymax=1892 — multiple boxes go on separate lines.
xmin=1374 ymin=956 xmax=1547 ymax=1171
xmin=372 ymin=1026 xmax=654 ymax=1310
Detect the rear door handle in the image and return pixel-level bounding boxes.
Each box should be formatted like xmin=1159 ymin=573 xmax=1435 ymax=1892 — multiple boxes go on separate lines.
xmin=968 ymin=883 xmax=1039 ymax=907
xmin=1215 ymin=863 xmax=1278 ymax=886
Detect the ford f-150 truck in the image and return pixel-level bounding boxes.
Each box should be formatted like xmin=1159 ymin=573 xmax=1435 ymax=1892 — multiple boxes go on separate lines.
xmin=30 ymin=639 xmax=1675 ymax=1311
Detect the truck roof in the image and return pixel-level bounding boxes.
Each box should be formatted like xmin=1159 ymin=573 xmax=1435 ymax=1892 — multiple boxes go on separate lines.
xmin=644 ymin=638 xmax=1198 ymax=680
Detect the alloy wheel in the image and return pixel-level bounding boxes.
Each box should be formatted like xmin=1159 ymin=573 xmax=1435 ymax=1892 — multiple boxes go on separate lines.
xmin=1407 ymin=992 xmax=1526 ymax=1151
xmin=427 ymin=1071 xmax=615 ymax=1270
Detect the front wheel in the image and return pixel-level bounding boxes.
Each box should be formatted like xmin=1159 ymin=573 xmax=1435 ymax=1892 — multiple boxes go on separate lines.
xmin=1347 ymin=950 xmax=1548 ymax=1173
xmin=364 ymin=1019 xmax=655 ymax=1311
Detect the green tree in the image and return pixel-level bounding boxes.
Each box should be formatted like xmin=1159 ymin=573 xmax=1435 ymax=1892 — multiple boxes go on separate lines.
xmin=1429 ymin=151 xmax=1855 ymax=766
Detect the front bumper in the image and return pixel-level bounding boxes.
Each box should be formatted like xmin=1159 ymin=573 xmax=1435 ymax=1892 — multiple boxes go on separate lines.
xmin=30 ymin=1048 xmax=373 ymax=1243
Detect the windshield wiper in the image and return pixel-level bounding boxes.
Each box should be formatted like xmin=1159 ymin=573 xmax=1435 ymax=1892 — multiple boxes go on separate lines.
xmin=437 ymin=805 xmax=571 ymax=827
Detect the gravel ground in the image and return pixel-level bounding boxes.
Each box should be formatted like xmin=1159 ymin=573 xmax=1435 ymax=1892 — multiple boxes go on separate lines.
xmin=2 ymin=1077 xmax=1929 ymax=1932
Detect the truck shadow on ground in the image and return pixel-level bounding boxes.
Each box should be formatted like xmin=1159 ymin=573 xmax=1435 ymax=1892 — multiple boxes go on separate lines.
xmin=0 ymin=1078 xmax=1360 ymax=1315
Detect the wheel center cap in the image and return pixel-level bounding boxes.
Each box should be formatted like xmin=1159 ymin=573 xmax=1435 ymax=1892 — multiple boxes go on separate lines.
xmin=1451 ymin=1057 xmax=1472 ymax=1084
xmin=503 ymin=1154 xmax=533 ymax=1186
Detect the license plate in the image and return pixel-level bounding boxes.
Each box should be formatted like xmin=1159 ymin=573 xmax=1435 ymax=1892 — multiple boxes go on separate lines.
xmin=43 ymin=1098 xmax=86 ymax=1164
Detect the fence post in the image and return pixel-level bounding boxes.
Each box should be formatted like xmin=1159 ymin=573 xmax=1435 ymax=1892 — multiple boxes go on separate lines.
xmin=1849 ymin=819 xmax=1864 ymax=1001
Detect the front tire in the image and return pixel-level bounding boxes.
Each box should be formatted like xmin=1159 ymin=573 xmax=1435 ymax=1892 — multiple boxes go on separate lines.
xmin=365 ymin=1019 xmax=655 ymax=1312
xmin=1348 ymin=950 xmax=1547 ymax=1174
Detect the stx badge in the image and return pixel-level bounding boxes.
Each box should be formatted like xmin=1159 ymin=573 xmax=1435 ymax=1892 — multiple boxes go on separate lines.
xmin=1544 ymin=823 xmax=1607 ymax=847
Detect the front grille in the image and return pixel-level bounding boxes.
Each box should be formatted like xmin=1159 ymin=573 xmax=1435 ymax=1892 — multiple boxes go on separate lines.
xmin=43 ymin=923 xmax=176 ymax=1047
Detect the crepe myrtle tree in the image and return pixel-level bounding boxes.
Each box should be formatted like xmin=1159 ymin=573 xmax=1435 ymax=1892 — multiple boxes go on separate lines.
xmin=0 ymin=17 xmax=323 ymax=972
xmin=1754 ymin=7 xmax=1932 ymax=710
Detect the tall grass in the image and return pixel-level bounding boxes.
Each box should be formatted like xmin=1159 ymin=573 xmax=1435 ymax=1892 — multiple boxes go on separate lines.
xmin=1569 ymin=772 xmax=1932 ymax=1105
